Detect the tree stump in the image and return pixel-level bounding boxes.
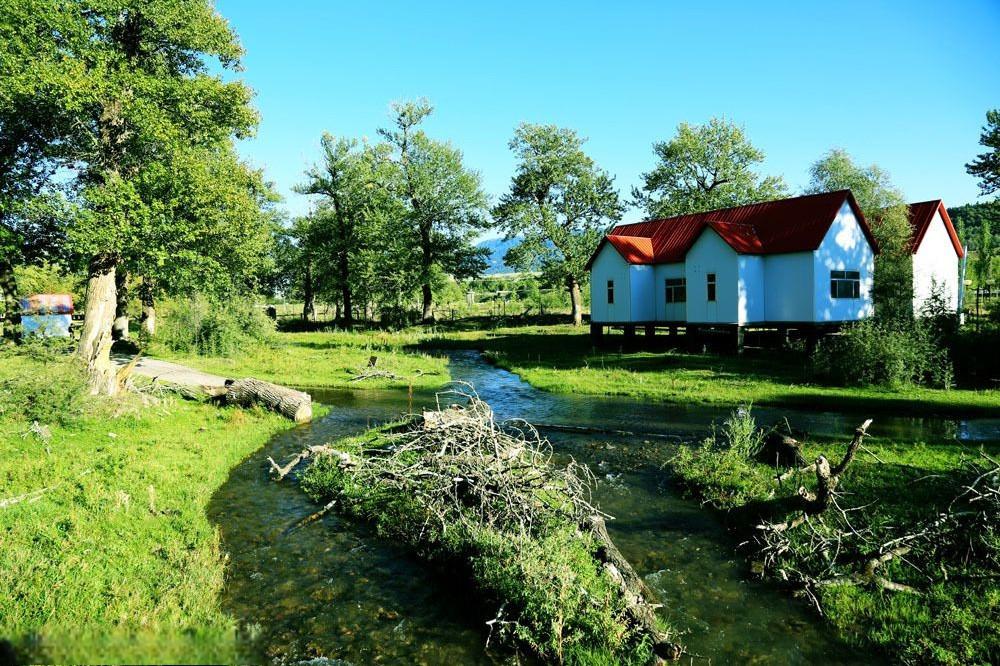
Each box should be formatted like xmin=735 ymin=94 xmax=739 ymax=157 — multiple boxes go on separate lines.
xmin=224 ymin=378 xmax=313 ymax=424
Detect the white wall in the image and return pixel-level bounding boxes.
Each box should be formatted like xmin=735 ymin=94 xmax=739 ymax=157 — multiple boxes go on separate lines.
xmin=685 ymin=229 xmax=739 ymax=324
xmin=762 ymin=252 xmax=813 ymax=321
xmin=913 ymin=210 xmax=959 ymax=313
xmin=589 ymin=243 xmax=632 ymax=323
xmin=738 ymin=256 xmax=766 ymax=324
xmin=629 ymin=265 xmax=655 ymax=321
xmin=812 ymin=201 xmax=875 ymax=322
xmin=653 ymin=263 xmax=686 ymax=322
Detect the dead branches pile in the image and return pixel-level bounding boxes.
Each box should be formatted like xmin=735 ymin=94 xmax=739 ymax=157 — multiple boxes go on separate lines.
xmin=300 ymin=385 xmax=683 ymax=663
xmin=751 ymin=421 xmax=1000 ymax=612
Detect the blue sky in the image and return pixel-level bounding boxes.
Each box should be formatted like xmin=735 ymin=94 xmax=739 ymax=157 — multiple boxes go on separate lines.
xmin=216 ymin=0 xmax=1000 ymax=225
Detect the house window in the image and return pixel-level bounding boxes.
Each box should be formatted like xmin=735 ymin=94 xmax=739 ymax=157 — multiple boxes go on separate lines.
xmin=706 ymin=273 xmax=716 ymax=302
xmin=665 ymin=278 xmax=686 ymax=303
xmin=607 ymin=279 xmax=615 ymax=305
xmin=830 ymin=270 xmax=861 ymax=299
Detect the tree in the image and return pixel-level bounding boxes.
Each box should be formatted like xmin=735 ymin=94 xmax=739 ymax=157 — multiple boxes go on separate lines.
xmin=494 ymin=123 xmax=624 ymax=326
xmin=633 ymin=118 xmax=787 ymax=218
xmin=974 ymin=218 xmax=993 ymax=286
xmin=7 ymin=1 xmax=259 ymax=392
xmin=0 ymin=0 xmax=83 ymax=338
xmin=806 ymin=149 xmax=913 ymax=324
xmin=296 ymin=134 xmax=397 ymax=325
xmin=378 ymin=100 xmax=490 ymax=322
xmin=966 ymin=109 xmax=1000 ymax=196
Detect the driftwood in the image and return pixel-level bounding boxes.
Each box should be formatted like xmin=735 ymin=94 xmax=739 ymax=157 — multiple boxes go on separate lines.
xmin=224 ymin=377 xmax=313 ymax=424
xmin=587 ymin=515 xmax=684 ymax=662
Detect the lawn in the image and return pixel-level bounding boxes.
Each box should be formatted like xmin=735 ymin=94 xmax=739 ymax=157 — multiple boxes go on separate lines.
xmin=670 ymin=410 xmax=1000 ymax=665
xmin=415 ymin=323 xmax=1000 ymax=417
xmin=0 ymin=350 xmax=312 ymax=663
xmin=155 ymin=329 xmax=450 ymax=391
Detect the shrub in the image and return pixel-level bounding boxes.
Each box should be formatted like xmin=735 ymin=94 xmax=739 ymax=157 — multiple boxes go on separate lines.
xmin=671 ymin=406 xmax=773 ymax=508
xmin=156 ymin=294 xmax=274 ymax=356
xmin=813 ymin=320 xmax=953 ymax=389
xmin=0 ymin=354 xmax=90 ymax=425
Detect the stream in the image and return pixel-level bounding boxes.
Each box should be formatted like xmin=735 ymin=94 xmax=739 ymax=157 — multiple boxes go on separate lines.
xmin=208 ymin=351 xmax=1000 ymax=664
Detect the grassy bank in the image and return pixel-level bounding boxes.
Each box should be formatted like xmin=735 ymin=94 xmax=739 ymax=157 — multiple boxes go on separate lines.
xmin=155 ymin=330 xmax=449 ymax=391
xmin=0 ymin=351 xmax=309 ymax=663
xmin=415 ymin=323 xmax=1000 ymax=417
xmin=670 ymin=410 xmax=1000 ymax=665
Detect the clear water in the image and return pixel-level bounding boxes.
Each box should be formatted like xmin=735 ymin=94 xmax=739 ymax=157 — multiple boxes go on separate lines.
xmin=209 ymin=351 xmax=998 ymax=664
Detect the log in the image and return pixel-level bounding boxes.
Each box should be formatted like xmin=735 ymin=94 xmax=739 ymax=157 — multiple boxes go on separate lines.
xmin=224 ymin=377 xmax=313 ymax=424
xmin=586 ymin=516 xmax=684 ymax=662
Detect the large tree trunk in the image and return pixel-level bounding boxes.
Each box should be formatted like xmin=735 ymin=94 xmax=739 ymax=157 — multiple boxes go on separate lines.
xmin=225 ymin=377 xmax=313 ymax=424
xmin=112 ymin=269 xmax=129 ymax=341
xmin=78 ymin=253 xmax=118 ymax=395
xmin=568 ymin=276 xmax=583 ymax=326
xmin=339 ymin=250 xmax=352 ymax=326
xmin=302 ymin=255 xmax=315 ymax=321
xmin=0 ymin=258 xmax=19 ymax=341
xmin=419 ymin=222 xmax=434 ymax=323
xmin=139 ymin=277 xmax=156 ymax=338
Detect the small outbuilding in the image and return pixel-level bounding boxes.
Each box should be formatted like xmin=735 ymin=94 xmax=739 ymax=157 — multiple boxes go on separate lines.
xmin=586 ymin=190 xmax=878 ymax=341
xmin=905 ymin=199 xmax=965 ymax=315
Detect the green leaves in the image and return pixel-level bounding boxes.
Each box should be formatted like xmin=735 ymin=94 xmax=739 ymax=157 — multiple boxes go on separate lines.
xmin=494 ymin=123 xmax=623 ymax=287
xmin=966 ymin=109 xmax=1000 ymax=197
xmin=633 ymin=118 xmax=787 ymax=219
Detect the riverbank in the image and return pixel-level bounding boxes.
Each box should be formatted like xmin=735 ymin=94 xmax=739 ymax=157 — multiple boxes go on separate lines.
xmin=415 ymin=323 xmax=1000 ymax=417
xmin=670 ymin=410 xmax=1000 ymax=664
xmin=155 ymin=330 xmax=449 ymax=391
xmin=0 ymin=350 xmax=313 ymax=663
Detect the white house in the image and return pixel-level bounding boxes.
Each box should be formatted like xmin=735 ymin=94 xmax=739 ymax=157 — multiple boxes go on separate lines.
xmin=586 ymin=190 xmax=878 ymax=337
xmin=906 ymin=200 xmax=965 ymax=315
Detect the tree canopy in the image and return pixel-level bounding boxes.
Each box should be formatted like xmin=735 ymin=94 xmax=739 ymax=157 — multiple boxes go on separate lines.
xmin=966 ymin=109 xmax=1000 ymax=196
xmin=494 ymin=123 xmax=623 ymax=325
xmin=633 ymin=118 xmax=787 ymax=219
xmin=806 ymin=149 xmax=913 ymax=324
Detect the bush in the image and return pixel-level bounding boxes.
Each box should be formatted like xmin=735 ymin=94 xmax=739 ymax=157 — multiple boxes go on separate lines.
xmin=156 ymin=294 xmax=274 ymax=356
xmin=0 ymin=354 xmax=90 ymax=425
xmin=671 ymin=406 xmax=773 ymax=508
xmin=813 ymin=320 xmax=953 ymax=389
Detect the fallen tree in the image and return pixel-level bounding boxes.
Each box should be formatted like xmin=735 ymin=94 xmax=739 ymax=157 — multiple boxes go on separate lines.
xmin=223 ymin=377 xmax=312 ymax=424
xmin=293 ymin=388 xmax=683 ymax=664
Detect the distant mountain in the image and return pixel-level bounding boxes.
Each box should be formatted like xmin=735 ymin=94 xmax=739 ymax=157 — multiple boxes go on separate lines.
xmin=476 ymin=237 xmax=521 ymax=275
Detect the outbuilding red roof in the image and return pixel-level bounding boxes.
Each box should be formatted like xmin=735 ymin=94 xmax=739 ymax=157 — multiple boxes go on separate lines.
xmin=906 ymin=200 xmax=964 ymax=258
xmin=587 ymin=190 xmax=875 ymax=268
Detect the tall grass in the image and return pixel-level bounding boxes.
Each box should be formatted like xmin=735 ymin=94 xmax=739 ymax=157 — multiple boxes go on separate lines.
xmin=155 ymin=294 xmax=274 ymax=356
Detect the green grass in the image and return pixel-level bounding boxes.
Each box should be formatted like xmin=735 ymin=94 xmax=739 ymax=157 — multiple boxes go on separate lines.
xmin=155 ymin=329 xmax=450 ymax=391
xmin=671 ymin=411 xmax=1000 ymax=664
xmin=413 ymin=323 xmax=1000 ymax=417
xmin=0 ymin=351 xmax=314 ymax=663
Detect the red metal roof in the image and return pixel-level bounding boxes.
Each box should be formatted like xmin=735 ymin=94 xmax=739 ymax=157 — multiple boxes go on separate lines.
xmin=606 ymin=235 xmax=654 ymax=263
xmin=587 ymin=190 xmax=875 ymax=268
xmin=906 ymin=200 xmax=964 ymax=258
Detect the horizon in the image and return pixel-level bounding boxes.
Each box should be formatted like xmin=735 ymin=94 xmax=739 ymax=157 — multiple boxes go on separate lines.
xmin=217 ymin=0 xmax=1000 ymax=225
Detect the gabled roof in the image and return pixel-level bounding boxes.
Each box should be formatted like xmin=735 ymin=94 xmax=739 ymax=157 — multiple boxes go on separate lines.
xmin=906 ymin=200 xmax=964 ymax=258
xmin=586 ymin=190 xmax=875 ymax=269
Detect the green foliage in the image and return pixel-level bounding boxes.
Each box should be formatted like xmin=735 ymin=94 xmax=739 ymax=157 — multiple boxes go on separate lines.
xmin=966 ymin=109 xmax=1000 ymax=196
xmin=806 ymin=149 xmax=914 ymax=324
xmin=632 ymin=118 xmax=787 ymax=218
xmin=156 ymin=294 xmax=274 ymax=357
xmin=0 ymin=349 xmax=89 ymax=425
xmin=378 ymin=99 xmax=490 ymax=319
xmin=493 ymin=123 xmax=623 ymax=323
xmin=12 ymin=262 xmax=83 ymax=300
xmin=671 ymin=407 xmax=772 ymax=508
xmin=813 ymin=319 xmax=953 ymax=389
